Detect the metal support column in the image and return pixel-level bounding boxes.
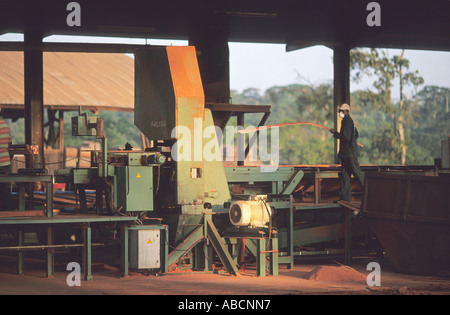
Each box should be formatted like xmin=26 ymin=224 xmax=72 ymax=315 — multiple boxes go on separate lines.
xmin=278 ymin=198 xmax=294 ymax=269
xmin=24 ymin=30 xmax=45 ymax=169
xmin=256 ymin=238 xmax=266 ymax=277
xmin=314 ymin=171 xmax=322 ymax=204
xmin=77 ymin=185 xmax=88 ymax=214
xmin=160 ymin=225 xmax=169 ymax=273
xmin=82 ymin=224 xmax=93 ymax=281
xmin=287 ymin=197 xmax=294 ymax=269
xmin=188 ymin=28 xmax=230 ymax=104
xmin=237 ymin=114 xmax=245 ymax=166
xmin=18 ymin=184 xmax=26 ymax=210
xmin=46 ymin=180 xmax=53 ymax=217
xmin=121 ymin=225 xmax=129 ymax=277
xmin=269 ymin=237 xmax=279 ymax=277
xmin=17 ymin=229 xmax=24 ymax=275
xmin=333 ymin=45 xmax=351 ymax=164
xmin=194 ymin=240 xmax=212 ymax=272
xmin=46 ymin=226 xmax=54 ymax=277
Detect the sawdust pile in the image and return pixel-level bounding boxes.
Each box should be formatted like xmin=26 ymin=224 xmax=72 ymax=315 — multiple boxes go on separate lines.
xmin=305 ymin=266 xmax=366 ymax=283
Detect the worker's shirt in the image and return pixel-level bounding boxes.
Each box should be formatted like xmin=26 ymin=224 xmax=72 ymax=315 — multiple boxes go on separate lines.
xmin=0 ymin=119 xmax=12 ymax=167
xmin=334 ymin=115 xmax=359 ymax=158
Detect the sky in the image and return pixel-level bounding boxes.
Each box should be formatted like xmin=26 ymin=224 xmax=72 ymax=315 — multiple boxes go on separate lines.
xmin=229 ymin=42 xmax=450 ymax=100
xmin=1 ymin=33 xmax=450 ymax=101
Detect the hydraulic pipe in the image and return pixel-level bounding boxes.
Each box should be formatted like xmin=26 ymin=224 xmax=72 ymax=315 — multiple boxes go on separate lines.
xmin=238 ymin=122 xmax=364 ymax=147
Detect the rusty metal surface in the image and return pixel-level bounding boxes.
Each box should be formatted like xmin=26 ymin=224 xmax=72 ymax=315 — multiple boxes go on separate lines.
xmin=362 ymin=173 xmax=450 ymax=276
xmin=362 ymin=173 xmax=450 ymax=224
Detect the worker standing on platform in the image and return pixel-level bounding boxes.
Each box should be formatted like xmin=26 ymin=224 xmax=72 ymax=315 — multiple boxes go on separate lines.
xmin=0 ymin=112 xmax=14 ymax=210
xmin=329 ymin=103 xmax=365 ymax=202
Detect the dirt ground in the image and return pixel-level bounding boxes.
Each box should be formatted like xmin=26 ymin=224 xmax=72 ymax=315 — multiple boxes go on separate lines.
xmin=1 ymin=253 xmax=450 ymax=296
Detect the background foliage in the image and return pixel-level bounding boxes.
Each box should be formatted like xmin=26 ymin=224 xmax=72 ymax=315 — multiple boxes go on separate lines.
xmin=6 ymin=49 xmax=450 ymax=166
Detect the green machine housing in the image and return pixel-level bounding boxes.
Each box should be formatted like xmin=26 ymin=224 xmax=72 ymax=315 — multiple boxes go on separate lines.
xmin=70 ymin=108 xmax=167 ymax=213
xmin=102 ymin=150 xmax=167 ymax=213
xmin=134 ymin=46 xmax=231 ymax=246
xmin=112 ymin=152 xmax=166 ymax=212
xmin=115 ymin=166 xmax=153 ymax=212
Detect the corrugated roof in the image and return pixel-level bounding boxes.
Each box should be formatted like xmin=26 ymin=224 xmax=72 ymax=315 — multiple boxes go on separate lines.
xmin=0 ymin=51 xmax=134 ymax=112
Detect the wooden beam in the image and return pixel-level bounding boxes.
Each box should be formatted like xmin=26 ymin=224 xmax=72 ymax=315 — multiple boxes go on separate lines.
xmin=0 ymin=41 xmax=163 ymax=53
xmin=0 ymin=210 xmax=59 ymax=218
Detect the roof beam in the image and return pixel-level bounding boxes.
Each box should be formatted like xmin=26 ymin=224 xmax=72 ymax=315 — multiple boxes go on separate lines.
xmin=0 ymin=42 xmax=163 ymax=53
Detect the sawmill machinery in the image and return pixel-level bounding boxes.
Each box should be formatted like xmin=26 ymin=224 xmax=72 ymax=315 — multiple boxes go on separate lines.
xmin=61 ymin=45 xmax=404 ymax=275
xmin=133 ymin=45 xmax=232 ymax=249
xmin=133 ymin=46 xmax=279 ymax=274
xmin=1 ymin=43 xmax=445 ymax=278
xmin=69 ymin=106 xmax=167 ymax=219
xmin=8 ymin=44 xmax=438 ymax=277
xmin=60 ymin=46 xmax=278 ymax=275
xmin=60 ymin=45 xmax=382 ymax=275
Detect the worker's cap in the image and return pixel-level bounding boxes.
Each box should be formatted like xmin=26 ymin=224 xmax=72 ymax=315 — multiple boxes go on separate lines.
xmin=339 ymin=103 xmax=351 ymax=111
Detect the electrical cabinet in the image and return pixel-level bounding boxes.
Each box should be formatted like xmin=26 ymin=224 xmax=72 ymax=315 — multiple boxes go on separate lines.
xmin=129 ymin=229 xmax=161 ymax=269
xmin=115 ymin=166 xmax=154 ymax=211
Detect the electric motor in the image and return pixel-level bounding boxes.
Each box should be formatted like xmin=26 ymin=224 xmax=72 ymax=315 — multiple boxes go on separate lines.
xmin=147 ymin=153 xmax=167 ymax=165
xmin=140 ymin=152 xmax=167 ymax=165
xmin=229 ymin=198 xmax=272 ymax=228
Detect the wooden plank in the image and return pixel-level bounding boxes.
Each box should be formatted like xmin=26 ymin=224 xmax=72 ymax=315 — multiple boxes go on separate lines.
xmin=0 ymin=210 xmax=45 ymax=217
xmin=0 ymin=210 xmax=60 ymax=218
xmin=337 ymin=200 xmax=361 ymax=212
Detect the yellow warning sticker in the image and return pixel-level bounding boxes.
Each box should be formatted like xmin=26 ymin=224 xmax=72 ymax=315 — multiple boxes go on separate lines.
xmin=136 ymin=173 xmax=141 ymax=178
xmin=147 ymin=238 xmax=152 ymax=244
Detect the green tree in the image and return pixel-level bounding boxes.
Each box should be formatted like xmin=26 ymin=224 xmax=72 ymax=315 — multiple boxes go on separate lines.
xmin=351 ymin=49 xmax=424 ymax=164
xmin=266 ymin=82 xmax=335 ymax=164
xmin=295 ymin=82 xmax=334 ymax=141
xmin=410 ymin=85 xmax=450 ymax=164
xmin=265 ymin=84 xmax=305 ymax=124
xmin=231 ymin=84 xmax=335 ymax=164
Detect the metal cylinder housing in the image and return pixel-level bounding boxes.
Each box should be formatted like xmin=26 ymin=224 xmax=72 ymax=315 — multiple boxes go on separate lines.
xmin=229 ymin=200 xmax=272 ymax=228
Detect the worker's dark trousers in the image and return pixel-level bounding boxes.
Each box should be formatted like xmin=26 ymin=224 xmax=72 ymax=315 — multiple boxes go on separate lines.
xmin=339 ymin=156 xmax=365 ymax=202
xmin=0 ymin=165 xmax=14 ymax=210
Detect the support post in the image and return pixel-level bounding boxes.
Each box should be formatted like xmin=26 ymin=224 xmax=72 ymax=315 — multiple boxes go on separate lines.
xmin=287 ymin=197 xmax=294 ymax=269
xmin=46 ymin=180 xmax=53 ymax=217
xmin=161 ymin=225 xmax=169 ymax=273
xmin=333 ymin=45 xmax=351 ymax=164
xmin=256 ymin=238 xmax=266 ymax=277
xmin=24 ymin=30 xmax=45 ymax=169
xmin=188 ymin=28 xmax=230 ymax=103
xmin=83 ymin=224 xmax=93 ymax=281
xmin=237 ymin=114 xmax=245 ymax=166
xmin=46 ymin=226 xmax=54 ymax=277
xmin=194 ymin=240 xmax=212 ymax=272
xmin=314 ymin=171 xmax=321 ymax=204
xmin=121 ymin=225 xmax=129 ymax=277
xmin=18 ymin=184 xmax=25 ymax=211
xmin=269 ymin=237 xmax=279 ymax=276
xmin=17 ymin=229 xmax=24 ymax=275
